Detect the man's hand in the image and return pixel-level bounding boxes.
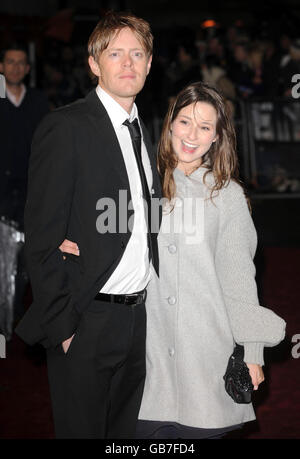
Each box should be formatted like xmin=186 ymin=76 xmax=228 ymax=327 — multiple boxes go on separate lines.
xmin=59 ymin=239 xmax=80 ymax=259
xmin=246 ymin=363 xmax=265 ymax=390
xmin=58 ymin=239 xmax=79 ymax=353
xmin=62 ymin=334 xmax=75 ymax=354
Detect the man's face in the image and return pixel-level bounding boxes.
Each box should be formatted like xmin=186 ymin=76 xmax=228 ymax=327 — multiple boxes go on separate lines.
xmin=2 ymin=50 xmax=30 ymax=85
xmin=234 ymin=45 xmax=247 ymax=63
xmin=89 ymin=27 xmax=152 ymax=106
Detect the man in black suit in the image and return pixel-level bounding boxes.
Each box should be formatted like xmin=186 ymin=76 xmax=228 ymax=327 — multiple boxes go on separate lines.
xmin=15 ymin=11 xmax=162 ymax=439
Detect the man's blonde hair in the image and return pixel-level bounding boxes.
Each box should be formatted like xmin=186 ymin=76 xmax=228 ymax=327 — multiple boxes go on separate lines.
xmin=88 ymin=11 xmax=153 ymax=60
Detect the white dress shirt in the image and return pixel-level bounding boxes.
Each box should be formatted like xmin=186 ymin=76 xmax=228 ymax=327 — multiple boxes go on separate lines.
xmin=6 ymin=84 xmax=26 ymax=107
xmin=96 ymin=85 xmax=153 ymax=294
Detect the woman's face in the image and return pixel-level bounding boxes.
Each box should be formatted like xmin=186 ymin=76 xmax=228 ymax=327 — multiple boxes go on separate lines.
xmin=171 ymin=101 xmax=218 ymax=174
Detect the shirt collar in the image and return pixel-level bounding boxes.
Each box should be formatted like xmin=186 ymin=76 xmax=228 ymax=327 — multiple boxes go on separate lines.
xmin=96 ymin=85 xmax=138 ymax=128
xmin=6 ymin=84 xmax=26 ymax=107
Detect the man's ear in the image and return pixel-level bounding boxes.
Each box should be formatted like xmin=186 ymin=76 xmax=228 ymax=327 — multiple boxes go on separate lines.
xmin=0 ymin=62 xmax=3 ymax=73
xmin=88 ymin=55 xmax=101 ymax=78
xmin=146 ymin=54 xmax=152 ymax=75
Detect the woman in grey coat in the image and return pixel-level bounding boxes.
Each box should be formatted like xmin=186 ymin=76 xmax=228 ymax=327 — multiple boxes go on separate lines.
xmin=135 ymin=82 xmax=286 ymax=439
xmin=60 ymin=82 xmax=286 ymax=439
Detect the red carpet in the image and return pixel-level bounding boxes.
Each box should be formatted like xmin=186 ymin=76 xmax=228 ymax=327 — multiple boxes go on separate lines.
xmin=0 ymin=247 xmax=299 ymax=439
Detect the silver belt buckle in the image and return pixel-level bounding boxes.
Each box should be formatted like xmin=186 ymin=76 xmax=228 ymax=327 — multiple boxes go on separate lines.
xmin=137 ymin=290 xmax=146 ymax=304
xmin=124 ymin=289 xmax=146 ymax=306
xmin=124 ymin=294 xmax=134 ymax=305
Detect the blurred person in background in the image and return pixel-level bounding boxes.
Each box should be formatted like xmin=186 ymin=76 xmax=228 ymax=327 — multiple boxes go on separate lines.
xmin=201 ymin=54 xmax=236 ymax=118
xmin=225 ymin=25 xmax=240 ymax=55
xmin=261 ymin=39 xmax=282 ymax=98
xmin=247 ymin=44 xmax=265 ymax=97
xmin=42 ymin=61 xmax=82 ymax=109
xmin=166 ymin=34 xmax=201 ymax=102
xmin=0 ymin=43 xmax=49 ymax=226
xmin=72 ymin=46 xmax=96 ymax=97
xmin=206 ymin=34 xmax=228 ymax=69
xmin=279 ymin=32 xmax=293 ymax=66
xmin=0 ymin=43 xmax=49 ymax=323
xmin=280 ymin=38 xmax=300 ymax=97
xmin=227 ymin=40 xmax=254 ymax=99
xmin=42 ymin=44 xmax=84 ymax=109
xmin=201 ymin=54 xmax=226 ymax=87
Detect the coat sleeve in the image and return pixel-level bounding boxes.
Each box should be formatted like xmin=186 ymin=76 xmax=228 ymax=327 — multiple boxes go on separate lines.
xmin=215 ymin=182 xmax=286 ymax=365
xmin=22 ymin=110 xmax=80 ymax=348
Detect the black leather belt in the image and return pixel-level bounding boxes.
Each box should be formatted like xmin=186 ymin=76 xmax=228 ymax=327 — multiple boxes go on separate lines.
xmin=94 ymin=289 xmax=146 ymax=306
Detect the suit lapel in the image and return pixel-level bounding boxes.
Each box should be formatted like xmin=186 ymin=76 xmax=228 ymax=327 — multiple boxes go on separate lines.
xmin=85 ymin=90 xmax=130 ymax=190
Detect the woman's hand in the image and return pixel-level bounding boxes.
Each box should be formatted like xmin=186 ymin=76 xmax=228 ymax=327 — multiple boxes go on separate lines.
xmin=59 ymin=239 xmax=80 ymax=259
xmin=246 ymin=363 xmax=265 ymax=390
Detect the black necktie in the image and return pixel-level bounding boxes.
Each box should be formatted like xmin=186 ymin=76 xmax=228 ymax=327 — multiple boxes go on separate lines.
xmin=123 ymin=118 xmax=159 ymax=275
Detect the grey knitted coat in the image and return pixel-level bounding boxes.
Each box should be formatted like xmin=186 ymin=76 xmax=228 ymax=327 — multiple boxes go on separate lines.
xmin=138 ymin=167 xmax=286 ymax=429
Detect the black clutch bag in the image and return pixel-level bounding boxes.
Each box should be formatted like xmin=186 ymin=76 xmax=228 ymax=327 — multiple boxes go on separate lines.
xmin=223 ymin=344 xmax=254 ymax=404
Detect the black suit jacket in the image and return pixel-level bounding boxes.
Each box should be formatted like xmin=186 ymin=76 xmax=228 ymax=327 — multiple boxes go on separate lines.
xmin=15 ymin=89 xmax=162 ymax=349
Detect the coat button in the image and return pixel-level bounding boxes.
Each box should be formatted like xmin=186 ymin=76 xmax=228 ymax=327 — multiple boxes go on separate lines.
xmin=168 ymin=244 xmax=177 ymax=254
xmin=168 ymin=348 xmax=175 ymax=357
xmin=168 ymin=296 xmax=176 ymax=305
xmin=175 ymin=197 xmax=183 ymax=207
xmin=121 ymin=241 xmax=125 ymax=249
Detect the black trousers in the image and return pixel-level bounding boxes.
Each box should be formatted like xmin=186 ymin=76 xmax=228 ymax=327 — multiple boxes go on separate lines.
xmin=46 ymin=299 xmax=146 ymax=439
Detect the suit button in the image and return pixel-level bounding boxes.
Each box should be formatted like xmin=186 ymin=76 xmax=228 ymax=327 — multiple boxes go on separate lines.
xmin=168 ymin=348 xmax=175 ymax=357
xmin=168 ymin=296 xmax=176 ymax=305
xmin=121 ymin=241 xmax=125 ymax=249
xmin=168 ymin=244 xmax=177 ymax=254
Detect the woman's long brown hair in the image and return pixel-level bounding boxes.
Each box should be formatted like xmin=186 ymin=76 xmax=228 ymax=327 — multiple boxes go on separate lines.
xmin=158 ymin=82 xmax=250 ymax=209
